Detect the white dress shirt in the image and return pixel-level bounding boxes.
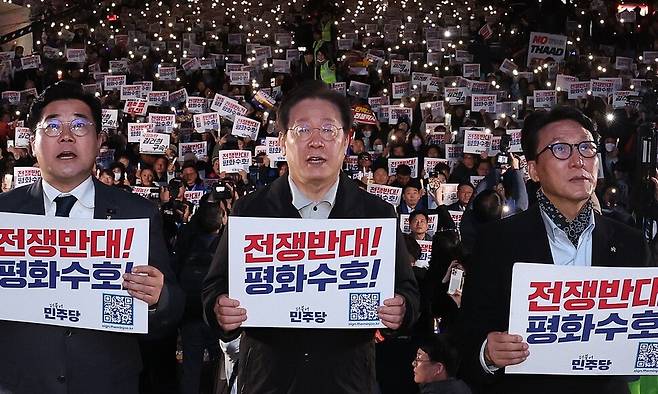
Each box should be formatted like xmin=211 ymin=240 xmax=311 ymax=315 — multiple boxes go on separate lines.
xmin=42 ymin=176 xmax=95 ymax=219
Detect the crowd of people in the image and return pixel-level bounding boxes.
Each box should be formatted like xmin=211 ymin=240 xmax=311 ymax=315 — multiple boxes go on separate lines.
xmin=1 ymin=0 xmax=658 ymax=392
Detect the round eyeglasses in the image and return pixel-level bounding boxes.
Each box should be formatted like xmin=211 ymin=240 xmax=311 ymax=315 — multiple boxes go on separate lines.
xmin=536 ymin=141 xmax=598 ymax=160
xmin=287 ymin=123 xmax=343 ymax=141
xmin=36 ymin=118 xmax=96 ymax=137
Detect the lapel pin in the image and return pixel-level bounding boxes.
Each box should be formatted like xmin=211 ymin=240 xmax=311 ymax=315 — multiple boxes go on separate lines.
xmin=610 ymin=246 xmax=616 ymax=253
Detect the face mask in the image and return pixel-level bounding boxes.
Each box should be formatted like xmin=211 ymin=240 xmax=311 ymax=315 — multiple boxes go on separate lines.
xmin=363 ymin=130 xmax=372 ymax=138
xmin=412 ymin=138 xmax=422 ymax=148
xmin=113 ymin=172 xmax=122 ymax=181
xmin=374 ymin=144 xmax=383 ymax=152
xmin=605 ymin=143 xmax=616 ymax=152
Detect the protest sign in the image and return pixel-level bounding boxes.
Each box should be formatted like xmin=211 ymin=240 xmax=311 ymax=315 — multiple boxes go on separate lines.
xmin=218 ymin=150 xmax=252 ymax=173
xmin=158 ymin=66 xmax=177 ymax=81
xmin=368 ymin=96 xmax=389 ymax=114
xmin=181 ymin=57 xmax=201 ymax=73
xmin=1 ymin=91 xmax=20 ymax=104
xmin=186 ymin=96 xmax=207 ymax=114
xmin=147 ymin=91 xmax=169 ymax=106
xmin=66 ymin=48 xmax=87 ymax=63
xmin=232 ymin=115 xmax=261 ymax=140
xmin=101 ymin=109 xmax=118 ymax=129
xmin=412 ymin=72 xmax=432 ymax=88
xmin=507 ymin=129 xmax=523 ymax=153
xmin=120 ymin=85 xmax=143 ymax=101
xmin=139 ymin=132 xmax=170 ymax=155
xmin=444 ymin=87 xmax=467 ymax=105
xmin=123 ymin=99 xmax=148 ymax=116
xmin=343 ymin=156 xmax=359 ymax=172
xmin=217 ymin=97 xmax=248 ymax=121
xmin=228 ymin=217 xmax=396 ymax=328
xmin=499 ymin=59 xmax=519 ymax=75
xmin=168 ymin=88 xmax=188 ymax=106
xmin=612 ymin=91 xmax=639 ymax=109
xmin=391 ymin=59 xmax=411 ymax=75
xmin=463 ymin=63 xmax=481 ymax=78
xmin=184 ymin=191 xmax=204 ymax=206
xmin=272 ymin=59 xmax=291 ymax=74
xmin=508 ymin=263 xmax=658 ymax=375
xmin=127 ymin=123 xmax=154 ymax=143
xmin=148 ymin=113 xmax=176 ymax=133
xmin=13 ymin=167 xmax=42 ymax=188
xmin=464 ymin=131 xmax=492 ymax=155
xmin=109 ymin=60 xmax=128 ymax=74
xmin=591 ymin=80 xmax=614 ymax=98
xmin=568 ymin=81 xmax=591 ymax=100
xmin=388 ymin=106 xmax=413 ymax=126
xmin=615 ymin=56 xmax=633 ymax=71
xmin=388 ymin=157 xmax=419 ymax=178
xmin=445 ymin=144 xmax=464 ymax=164
xmin=348 ymin=81 xmax=371 ymax=98
xmin=330 ymin=82 xmax=347 ymax=96
xmin=392 ymin=82 xmax=411 ymax=99
xmin=265 ymin=137 xmax=286 ymax=163
xmin=416 ymin=240 xmax=432 ymax=269
xmin=366 ymin=184 xmax=403 ymax=206
xmin=179 ymin=141 xmax=207 ymax=160
xmin=0 ymin=213 xmax=149 ymax=333
xmin=104 ymin=75 xmax=126 ymax=91
xmin=95 ymin=148 xmax=115 ymax=170
xmin=14 ymin=127 xmax=31 ymax=148
xmin=427 ymin=77 xmax=443 ymax=93
xmin=448 ymin=210 xmax=463 ymax=229
xmin=471 ymin=94 xmax=497 ymax=113
xmin=527 ymin=32 xmax=567 ymax=66
xmin=533 ymin=90 xmax=557 ymax=108
xmin=230 ymin=71 xmax=251 ymax=85
xmin=20 ymin=55 xmax=41 ymax=70
xmin=193 ymin=112 xmax=220 ymax=131
xmin=131 ymin=186 xmax=157 ymax=199
xmin=556 ymin=74 xmax=578 ymax=91
xmin=352 ymin=104 xmax=377 ymax=125
xmin=421 ymin=101 xmax=445 ymax=122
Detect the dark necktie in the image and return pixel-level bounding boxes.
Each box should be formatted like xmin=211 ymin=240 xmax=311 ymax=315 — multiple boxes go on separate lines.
xmin=54 ymin=195 xmax=78 ymax=217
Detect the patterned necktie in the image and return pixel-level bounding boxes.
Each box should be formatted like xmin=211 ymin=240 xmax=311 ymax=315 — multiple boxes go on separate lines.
xmin=536 ymin=190 xmax=592 ymax=247
xmin=54 ymin=195 xmax=78 ymax=217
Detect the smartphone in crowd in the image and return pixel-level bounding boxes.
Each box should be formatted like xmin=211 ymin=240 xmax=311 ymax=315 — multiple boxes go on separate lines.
xmin=447 ymin=267 xmax=464 ymax=295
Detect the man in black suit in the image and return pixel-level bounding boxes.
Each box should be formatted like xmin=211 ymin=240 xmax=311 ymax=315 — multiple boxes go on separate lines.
xmin=446 ymin=182 xmax=474 ymax=212
xmin=202 ymin=81 xmax=420 ymax=393
xmin=0 ymin=81 xmax=183 ymax=394
xmin=459 ymin=106 xmax=651 ymax=394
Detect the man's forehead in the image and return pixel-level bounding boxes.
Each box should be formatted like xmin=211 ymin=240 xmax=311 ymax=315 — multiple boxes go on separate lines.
xmin=41 ymin=99 xmax=93 ymax=118
xmin=538 ymin=119 xmax=592 ymax=142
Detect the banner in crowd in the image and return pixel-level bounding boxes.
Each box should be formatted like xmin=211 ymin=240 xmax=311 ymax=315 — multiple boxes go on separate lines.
xmin=388 ymin=157 xmax=419 ymax=178
xmin=464 ymin=130 xmax=492 ymax=154
xmin=471 ymin=94 xmax=497 ymax=113
xmin=14 ymin=127 xmax=31 ymax=148
xmin=265 ymin=137 xmax=286 ymax=163
xmin=527 ymin=32 xmax=567 ymax=66
xmin=508 ymin=263 xmax=658 ymax=375
xmin=127 ymin=123 xmax=154 ymax=143
xmin=416 ymin=240 xmax=432 ymax=269
xmin=148 ymin=113 xmax=176 ymax=133
xmin=232 ymin=115 xmax=261 ymax=140
xmin=179 ymin=141 xmax=207 ymax=160
xmin=101 ymin=109 xmax=118 ymax=129
xmin=228 ymin=217 xmax=396 ymax=328
xmin=0 ymin=213 xmax=149 ymax=333
xmin=139 ymin=132 xmax=170 ymax=155
xmin=533 ymin=90 xmax=557 ymax=108
xmin=218 ymin=149 xmax=252 ymax=173
xmin=366 ymin=184 xmax=402 ymax=206
xmin=352 ymin=104 xmax=377 ymax=125
xmin=193 ymin=112 xmax=220 ymax=131
xmin=13 ymin=167 xmax=42 ymax=188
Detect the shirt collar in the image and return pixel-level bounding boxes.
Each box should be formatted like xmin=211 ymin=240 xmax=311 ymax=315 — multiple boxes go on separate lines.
xmin=42 ymin=176 xmax=95 ymax=210
xmin=288 ymin=175 xmax=340 ymax=211
xmin=540 ymin=208 xmax=595 ymax=243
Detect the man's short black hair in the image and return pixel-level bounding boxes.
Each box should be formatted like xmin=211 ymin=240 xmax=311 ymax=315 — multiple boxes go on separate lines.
xmin=521 ymin=106 xmax=597 ymax=161
xmin=457 ymin=182 xmax=474 ymax=191
xmin=404 ymin=178 xmax=422 ymax=192
xmin=409 ymin=209 xmax=429 ymax=223
xmin=419 ymin=333 xmax=460 ymax=377
xmin=277 ymin=80 xmax=352 ymax=132
xmin=27 ymin=80 xmax=103 ymax=134
xmin=396 ymin=164 xmax=412 ymax=176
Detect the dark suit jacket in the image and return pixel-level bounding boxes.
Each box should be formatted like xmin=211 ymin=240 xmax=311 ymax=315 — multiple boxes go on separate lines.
xmin=202 ymin=173 xmax=420 ymax=394
xmin=459 ymin=205 xmax=651 ymax=394
xmin=0 ymin=178 xmax=184 ymax=394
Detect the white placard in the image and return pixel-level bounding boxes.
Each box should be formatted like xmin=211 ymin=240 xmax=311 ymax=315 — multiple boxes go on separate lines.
xmin=444 ymin=87 xmax=468 ymax=105
xmin=527 ymin=32 xmax=567 ymax=66
xmin=218 ymin=150 xmax=252 ymax=173
xmin=139 ymin=132 xmax=170 ymax=154
xmin=366 ymin=184 xmax=402 ymax=206
xmin=179 ymin=141 xmax=207 ymax=160
xmin=66 ymin=48 xmax=87 ymax=63
xmin=104 ymin=75 xmax=126 ymax=91
xmin=148 ymin=113 xmax=176 ymax=133
xmin=0 ymin=213 xmax=149 ymax=333
xmin=533 ymin=90 xmax=557 ymax=108
xmin=416 ymin=240 xmax=432 ymax=269
xmin=13 ymin=167 xmax=42 ymax=188
xmin=14 ymin=127 xmax=31 ymax=148
xmin=463 ymin=131 xmax=492 ymax=154
xmin=193 ymin=112 xmax=220 ymax=131
xmin=232 ymin=115 xmax=260 ymax=140
xmin=228 ymin=217 xmax=396 ymax=328
xmin=388 ymin=157 xmax=419 ymax=178
xmin=120 ymin=85 xmax=143 ymax=101
xmin=101 ymin=109 xmax=118 ymax=129
xmin=147 ymin=91 xmax=169 ymax=106
xmin=471 ymin=94 xmax=497 ymax=113
xmin=127 ymin=123 xmax=154 ymax=143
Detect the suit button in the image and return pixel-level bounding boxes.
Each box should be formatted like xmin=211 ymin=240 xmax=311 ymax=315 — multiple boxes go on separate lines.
xmin=65 ymin=330 xmax=72 ymax=337
xmin=57 ymin=375 xmax=66 ymax=383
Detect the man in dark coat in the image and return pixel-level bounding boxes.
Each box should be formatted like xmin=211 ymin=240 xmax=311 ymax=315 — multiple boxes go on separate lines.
xmin=203 ymin=81 xmax=420 ymax=394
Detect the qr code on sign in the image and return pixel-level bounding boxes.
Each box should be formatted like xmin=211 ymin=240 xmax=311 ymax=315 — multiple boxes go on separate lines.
xmin=349 ymin=293 xmax=380 ymax=322
xmin=102 ymin=294 xmax=134 ymax=326
xmin=636 ymin=343 xmax=658 ymax=369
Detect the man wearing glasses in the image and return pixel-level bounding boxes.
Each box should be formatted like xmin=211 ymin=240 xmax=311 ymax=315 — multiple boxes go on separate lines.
xmin=459 ymin=106 xmax=650 ymax=393
xmin=203 ymin=81 xmax=419 ymax=393
xmin=0 ymin=81 xmax=183 ymax=394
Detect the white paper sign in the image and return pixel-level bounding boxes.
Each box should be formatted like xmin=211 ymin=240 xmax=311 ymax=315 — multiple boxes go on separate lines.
xmin=139 ymin=132 xmax=170 ymax=154
xmin=527 ymin=32 xmax=567 ymax=66
xmin=471 ymin=94 xmax=497 ymax=113
xmin=0 ymin=213 xmax=149 ymax=333
xmin=104 ymin=75 xmax=126 ymax=91
xmin=533 ymin=90 xmax=557 ymax=108
xmin=13 ymin=167 xmax=42 ymax=188
xmin=230 ymin=71 xmax=251 ymax=85
xmin=366 ymin=184 xmax=403 ymax=206
xmin=388 ymin=157 xmax=419 ymax=178
xmin=14 ymin=127 xmax=31 ymax=148
xmin=147 ymin=91 xmax=169 ymax=106
xmin=218 ymin=150 xmax=252 ymax=173
xmin=120 ymin=85 xmax=143 ymax=101
xmin=228 ymin=217 xmax=396 ymax=328
xmin=66 ymin=48 xmax=87 ymax=63
xmin=464 ymin=131 xmax=492 ymax=154
xmin=232 ymin=115 xmax=260 ymax=140
xmin=193 ymin=112 xmax=220 ymax=131
xmin=127 ymin=123 xmax=154 ymax=143
xmin=101 ymin=109 xmax=119 ymax=129
xmin=416 ymin=240 xmax=432 ymax=269
xmin=179 ymin=141 xmax=207 ymax=160
xmin=508 ymin=263 xmax=658 ymax=375
xmin=444 ymin=87 xmax=468 ymax=105
xmin=148 ymin=113 xmax=176 ymax=133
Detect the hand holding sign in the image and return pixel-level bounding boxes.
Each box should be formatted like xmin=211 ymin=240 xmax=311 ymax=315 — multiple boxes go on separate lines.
xmin=122 ymin=265 xmax=164 ymax=306
xmin=214 ymin=294 xmax=247 ymax=332
xmin=378 ymin=293 xmax=406 ymax=330
xmin=485 ymin=331 xmax=529 ymax=368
